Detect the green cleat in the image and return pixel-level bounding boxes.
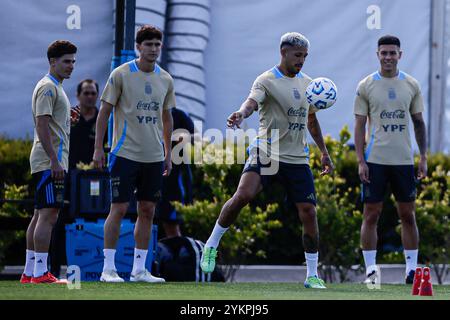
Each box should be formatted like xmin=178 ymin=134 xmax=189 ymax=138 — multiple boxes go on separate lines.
xmin=201 ymin=247 xmax=218 ymax=273
xmin=304 ymin=276 xmax=327 ymax=289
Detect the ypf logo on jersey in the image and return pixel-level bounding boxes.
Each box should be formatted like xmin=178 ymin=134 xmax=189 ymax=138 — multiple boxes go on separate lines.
xmin=145 ymin=82 xmax=152 ymax=95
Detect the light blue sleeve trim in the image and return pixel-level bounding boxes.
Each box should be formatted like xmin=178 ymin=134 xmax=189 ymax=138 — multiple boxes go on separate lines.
xmin=398 ymin=71 xmax=406 ymax=80
xmin=57 ymin=131 xmax=64 ymax=162
xmin=129 ymin=60 xmax=139 ymax=73
xmin=372 ymin=71 xmax=382 ymax=81
xmin=271 ymin=66 xmax=284 ymax=79
xmin=364 ymin=127 xmax=376 ymax=160
xmin=154 ymin=64 xmax=161 ymax=75
xmin=304 ymin=145 xmax=310 ymax=159
xmin=108 ymin=120 xmax=127 ymax=171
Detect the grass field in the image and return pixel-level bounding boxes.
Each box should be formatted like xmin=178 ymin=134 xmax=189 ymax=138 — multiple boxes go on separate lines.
xmin=0 ymin=281 xmax=448 ymax=300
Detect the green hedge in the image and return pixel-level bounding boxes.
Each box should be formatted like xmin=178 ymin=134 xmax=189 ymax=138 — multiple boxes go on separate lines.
xmin=0 ymin=131 xmax=448 ymax=282
xmin=0 ymin=136 xmax=33 ymax=198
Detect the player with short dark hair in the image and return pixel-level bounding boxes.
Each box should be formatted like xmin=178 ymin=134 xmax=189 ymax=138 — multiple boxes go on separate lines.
xmin=93 ymin=24 xmax=174 ymax=283
xmin=200 ymin=32 xmax=333 ymax=289
xmin=21 ymin=40 xmax=78 ymax=284
xmin=354 ymin=35 xmax=427 ymax=285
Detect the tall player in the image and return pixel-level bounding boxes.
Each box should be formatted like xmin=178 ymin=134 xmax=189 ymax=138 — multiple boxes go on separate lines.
xmin=21 ymin=40 xmax=77 ymax=284
xmin=200 ymin=32 xmax=334 ymax=289
xmin=354 ymin=35 xmax=427 ymax=284
xmin=93 ymin=25 xmax=174 ymax=283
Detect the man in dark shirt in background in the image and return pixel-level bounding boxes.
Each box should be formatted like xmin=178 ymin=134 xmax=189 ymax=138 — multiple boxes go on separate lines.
xmin=69 ymin=79 xmax=100 ymax=169
xmin=155 ymin=107 xmax=195 ymax=238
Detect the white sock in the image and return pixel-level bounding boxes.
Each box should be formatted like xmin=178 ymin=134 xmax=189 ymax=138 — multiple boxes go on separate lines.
xmin=305 ymin=252 xmax=319 ymax=278
xmin=404 ymin=249 xmax=418 ymax=274
xmin=23 ymin=250 xmax=35 ymax=277
xmin=103 ymin=249 xmax=117 ymax=272
xmin=363 ymin=250 xmax=377 ymax=275
xmin=132 ymin=248 xmax=148 ymax=274
xmin=33 ymin=252 xmax=48 ymax=277
xmin=205 ymin=221 xmax=229 ymax=249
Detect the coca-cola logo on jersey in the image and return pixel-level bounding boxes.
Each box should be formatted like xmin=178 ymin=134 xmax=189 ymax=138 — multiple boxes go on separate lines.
xmin=380 ymin=109 xmax=405 ymax=119
xmin=287 ymin=107 xmax=307 ymax=117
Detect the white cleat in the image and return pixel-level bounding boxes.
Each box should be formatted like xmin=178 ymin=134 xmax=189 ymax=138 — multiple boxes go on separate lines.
xmin=100 ymin=269 xmax=125 ymax=283
xmin=130 ymin=270 xmax=165 ymax=283
xmin=363 ymin=269 xmax=379 ymax=285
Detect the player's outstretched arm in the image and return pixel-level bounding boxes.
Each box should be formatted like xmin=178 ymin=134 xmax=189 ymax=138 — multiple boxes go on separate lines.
xmin=162 ymin=108 xmax=173 ymax=176
xmin=226 ymin=98 xmax=258 ymax=129
xmin=411 ymin=112 xmax=427 ymax=179
xmin=307 ymin=113 xmax=334 ymax=176
xmin=93 ymin=101 xmax=113 ymax=170
xmin=354 ymin=115 xmax=370 ymax=183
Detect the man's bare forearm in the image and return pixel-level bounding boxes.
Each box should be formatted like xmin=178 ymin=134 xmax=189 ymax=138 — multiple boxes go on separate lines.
xmin=238 ymin=99 xmax=258 ymax=118
xmin=307 ymin=114 xmax=328 ymax=155
xmin=163 ymin=109 xmax=173 ymax=157
xmin=95 ymin=102 xmax=112 ymax=150
xmin=412 ymin=115 xmax=427 ymax=156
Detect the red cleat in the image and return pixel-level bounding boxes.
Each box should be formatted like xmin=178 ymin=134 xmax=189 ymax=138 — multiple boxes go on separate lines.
xmin=31 ymin=272 xmax=67 ymax=284
xmin=20 ymin=274 xmax=32 ymax=284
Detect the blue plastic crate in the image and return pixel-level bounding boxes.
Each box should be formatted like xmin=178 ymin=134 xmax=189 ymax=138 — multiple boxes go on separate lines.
xmin=66 ymin=219 xmax=158 ymax=281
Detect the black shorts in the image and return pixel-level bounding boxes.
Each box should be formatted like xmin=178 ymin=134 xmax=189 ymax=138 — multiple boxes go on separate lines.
xmin=109 ymin=155 xmax=163 ymax=203
xmin=361 ymin=162 xmax=417 ymax=203
xmin=243 ymin=154 xmax=316 ymax=205
xmin=32 ymin=170 xmax=66 ymax=209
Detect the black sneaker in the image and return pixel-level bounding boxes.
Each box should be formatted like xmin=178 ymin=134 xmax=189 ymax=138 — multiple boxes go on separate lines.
xmin=405 ymin=269 xmax=415 ymax=284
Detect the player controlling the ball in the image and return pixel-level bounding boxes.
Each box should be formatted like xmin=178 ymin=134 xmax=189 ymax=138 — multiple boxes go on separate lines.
xmin=200 ymin=32 xmax=334 ymax=289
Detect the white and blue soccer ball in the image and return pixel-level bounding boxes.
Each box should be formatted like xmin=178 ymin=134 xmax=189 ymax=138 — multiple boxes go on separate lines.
xmin=305 ymin=77 xmax=338 ymax=110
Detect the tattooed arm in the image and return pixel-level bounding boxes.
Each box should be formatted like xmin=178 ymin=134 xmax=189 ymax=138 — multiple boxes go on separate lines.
xmin=411 ymin=112 xmax=427 ymax=179
xmin=307 ymin=112 xmax=334 ymax=175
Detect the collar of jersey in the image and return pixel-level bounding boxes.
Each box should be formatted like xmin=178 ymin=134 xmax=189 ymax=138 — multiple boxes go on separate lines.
xmin=272 ymin=66 xmax=303 ymax=79
xmin=130 ymin=59 xmax=161 ymax=75
xmin=46 ymin=73 xmax=60 ymax=85
xmin=374 ymin=70 xmax=406 ymax=80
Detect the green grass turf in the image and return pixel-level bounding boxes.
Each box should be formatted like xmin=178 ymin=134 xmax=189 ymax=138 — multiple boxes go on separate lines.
xmin=0 ymin=281 xmax=449 ymax=300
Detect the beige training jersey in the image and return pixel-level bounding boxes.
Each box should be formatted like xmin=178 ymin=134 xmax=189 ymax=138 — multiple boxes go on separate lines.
xmin=30 ymin=74 xmax=71 ymax=174
xmin=248 ymin=66 xmax=317 ymax=164
xmin=354 ymin=71 xmax=424 ymax=165
xmin=101 ymin=60 xmax=176 ymax=163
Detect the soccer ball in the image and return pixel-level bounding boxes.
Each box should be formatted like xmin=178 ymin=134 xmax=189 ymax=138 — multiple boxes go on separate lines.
xmin=305 ymin=77 xmax=338 ymax=110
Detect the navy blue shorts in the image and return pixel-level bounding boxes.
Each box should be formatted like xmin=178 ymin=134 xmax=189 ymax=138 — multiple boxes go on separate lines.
xmin=109 ymin=155 xmax=163 ymax=203
xmin=243 ymin=155 xmax=316 ymax=205
xmin=32 ymin=170 xmax=66 ymax=209
xmin=361 ymin=162 xmax=417 ymax=203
